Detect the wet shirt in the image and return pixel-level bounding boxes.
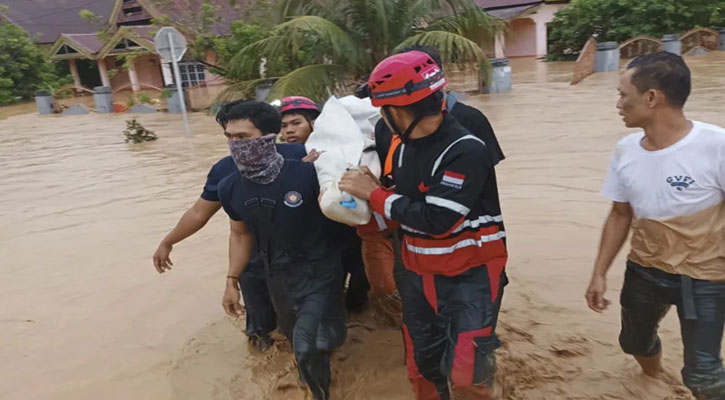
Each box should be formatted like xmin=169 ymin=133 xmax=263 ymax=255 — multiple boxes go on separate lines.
xmin=218 ymin=159 xmax=338 ymax=270
xmin=369 ymin=116 xmax=507 ymax=276
xmin=602 ymin=121 xmax=725 ymax=281
xmin=201 ymin=143 xmax=306 ymax=202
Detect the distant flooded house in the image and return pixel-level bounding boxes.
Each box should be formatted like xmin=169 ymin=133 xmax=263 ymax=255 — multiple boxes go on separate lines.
xmin=0 ymin=0 xmax=238 ymax=104
xmin=476 ymin=0 xmax=570 ymax=58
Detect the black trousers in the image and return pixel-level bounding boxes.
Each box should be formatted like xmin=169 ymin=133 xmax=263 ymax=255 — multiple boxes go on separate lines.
xmin=265 ymin=260 xmax=346 ymax=400
xmin=620 ymin=261 xmax=725 ymax=400
xmin=238 ymin=261 xmax=276 ymax=338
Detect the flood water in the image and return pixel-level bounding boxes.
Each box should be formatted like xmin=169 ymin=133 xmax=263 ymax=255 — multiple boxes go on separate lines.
xmin=1 ymin=53 xmax=725 ymax=400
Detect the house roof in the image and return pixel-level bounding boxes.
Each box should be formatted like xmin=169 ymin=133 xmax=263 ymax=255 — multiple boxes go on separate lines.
xmin=63 ymin=33 xmax=105 ymax=54
xmin=97 ymin=25 xmax=156 ymax=58
xmin=476 ymin=0 xmax=568 ymax=7
xmin=1 ymin=0 xmax=244 ymax=45
xmin=474 ymin=0 xmax=543 ymax=10
xmin=487 ymin=3 xmax=541 ymax=18
xmin=48 ymin=26 xmax=155 ymax=60
xmin=0 ymin=0 xmax=115 ymax=44
xmin=136 ymin=0 xmax=244 ymax=35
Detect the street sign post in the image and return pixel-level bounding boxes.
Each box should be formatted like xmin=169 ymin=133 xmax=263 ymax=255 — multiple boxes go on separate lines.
xmin=154 ymin=27 xmax=191 ymax=137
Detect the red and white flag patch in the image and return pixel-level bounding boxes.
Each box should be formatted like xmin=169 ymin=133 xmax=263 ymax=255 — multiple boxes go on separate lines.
xmin=441 ymin=171 xmax=465 ymax=189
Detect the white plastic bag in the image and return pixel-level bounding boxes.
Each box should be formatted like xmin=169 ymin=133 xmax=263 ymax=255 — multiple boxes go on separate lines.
xmin=305 ymin=95 xmax=381 ymax=226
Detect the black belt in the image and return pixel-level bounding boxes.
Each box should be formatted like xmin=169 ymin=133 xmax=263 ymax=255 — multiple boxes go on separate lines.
xmin=681 ymin=275 xmax=697 ymax=320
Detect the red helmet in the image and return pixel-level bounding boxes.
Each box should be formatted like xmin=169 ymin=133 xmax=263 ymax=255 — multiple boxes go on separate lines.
xmin=279 ymin=96 xmax=320 ymax=114
xmin=368 ymin=51 xmax=447 ymax=107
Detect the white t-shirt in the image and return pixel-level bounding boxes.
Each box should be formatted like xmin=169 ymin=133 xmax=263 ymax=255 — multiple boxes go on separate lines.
xmin=601 ymin=121 xmax=725 ymax=220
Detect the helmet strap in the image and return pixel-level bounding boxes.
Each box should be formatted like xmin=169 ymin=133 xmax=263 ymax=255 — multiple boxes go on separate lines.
xmin=384 ymin=106 xmax=423 ymax=143
xmin=401 ymin=114 xmax=424 ymax=143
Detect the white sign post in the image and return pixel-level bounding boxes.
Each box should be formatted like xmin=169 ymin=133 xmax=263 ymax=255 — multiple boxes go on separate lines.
xmin=154 ymin=27 xmax=191 ymax=137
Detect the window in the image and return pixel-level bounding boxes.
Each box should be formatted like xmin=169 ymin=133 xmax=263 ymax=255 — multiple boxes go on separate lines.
xmin=176 ymin=62 xmax=206 ymax=87
xmin=124 ymin=6 xmax=143 ymax=15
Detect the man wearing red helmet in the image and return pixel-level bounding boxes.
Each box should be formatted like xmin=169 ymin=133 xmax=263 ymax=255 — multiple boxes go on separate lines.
xmin=340 ymin=51 xmax=507 ymax=400
xmin=279 ymin=96 xmax=371 ymax=314
xmin=279 ymin=96 xmax=320 ymax=144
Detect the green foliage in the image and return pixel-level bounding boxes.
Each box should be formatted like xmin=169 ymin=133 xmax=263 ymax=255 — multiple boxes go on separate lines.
xmin=548 ymin=0 xmax=725 ymax=60
xmin=221 ymin=0 xmax=504 ymax=101
xmin=79 ymin=9 xmax=102 ymax=25
xmin=126 ymin=95 xmax=136 ymax=108
xmin=136 ymin=92 xmax=152 ymax=104
xmin=212 ymin=21 xmax=272 ymax=69
xmin=78 ymin=9 xmax=112 ymax=42
xmin=0 ymin=22 xmax=70 ymax=105
xmin=124 ymin=119 xmax=158 ymax=143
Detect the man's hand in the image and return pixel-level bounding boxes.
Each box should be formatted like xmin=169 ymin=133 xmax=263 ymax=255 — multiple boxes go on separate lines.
xmin=152 ymin=242 xmax=173 ymax=273
xmin=302 ymin=149 xmax=324 ymax=163
xmin=585 ymin=274 xmax=611 ymax=313
xmin=222 ymin=281 xmax=245 ymax=317
xmin=339 ymin=168 xmax=380 ymax=200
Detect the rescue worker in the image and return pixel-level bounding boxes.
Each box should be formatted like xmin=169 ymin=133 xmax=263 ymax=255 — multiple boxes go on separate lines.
xmin=278 ymin=96 xmax=371 ymax=313
xmin=374 ymin=45 xmax=505 ymax=171
xmin=217 ymin=100 xmax=345 ymax=400
xmin=340 ymin=51 xmax=507 ymax=399
xmin=586 ymin=51 xmax=725 ymax=399
xmin=357 ymin=45 xmax=507 ymax=325
xmin=152 ymin=99 xmax=305 ymax=352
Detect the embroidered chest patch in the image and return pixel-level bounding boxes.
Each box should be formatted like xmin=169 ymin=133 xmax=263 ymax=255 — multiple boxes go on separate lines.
xmin=283 ymin=191 xmax=303 ymax=207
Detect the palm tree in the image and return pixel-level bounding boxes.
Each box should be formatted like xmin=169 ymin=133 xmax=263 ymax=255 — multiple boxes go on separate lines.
xmin=219 ymin=0 xmax=506 ymax=102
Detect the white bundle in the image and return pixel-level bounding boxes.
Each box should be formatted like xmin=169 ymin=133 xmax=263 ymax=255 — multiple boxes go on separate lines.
xmin=305 ymin=95 xmax=382 ymax=226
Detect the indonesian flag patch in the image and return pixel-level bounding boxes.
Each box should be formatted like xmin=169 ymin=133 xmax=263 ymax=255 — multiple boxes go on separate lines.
xmin=441 ymin=171 xmax=465 ymax=189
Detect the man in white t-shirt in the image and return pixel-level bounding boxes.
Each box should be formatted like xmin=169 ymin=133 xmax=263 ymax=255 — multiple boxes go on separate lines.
xmin=585 ymin=51 xmax=725 ymax=400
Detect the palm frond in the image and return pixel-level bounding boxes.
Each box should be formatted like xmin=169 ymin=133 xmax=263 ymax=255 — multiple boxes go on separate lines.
xmin=214 ymin=78 xmax=278 ymax=103
xmin=395 ymin=30 xmax=491 ymax=79
xmin=424 ymin=6 xmax=506 ymax=39
xmin=265 ymin=64 xmax=349 ymax=103
xmin=270 ymin=16 xmax=366 ymax=67
xmin=226 ymin=37 xmax=280 ymax=80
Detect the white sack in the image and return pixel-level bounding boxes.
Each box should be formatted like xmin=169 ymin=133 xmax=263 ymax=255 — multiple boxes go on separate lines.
xmin=305 ymin=95 xmax=382 ymax=226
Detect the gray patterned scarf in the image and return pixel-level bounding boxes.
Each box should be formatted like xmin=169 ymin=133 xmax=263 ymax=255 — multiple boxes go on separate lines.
xmin=228 ymin=134 xmax=284 ymax=184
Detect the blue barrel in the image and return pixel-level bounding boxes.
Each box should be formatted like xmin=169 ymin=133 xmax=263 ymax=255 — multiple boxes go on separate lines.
xmin=595 ymin=41 xmax=620 ymax=73
xmin=165 ymin=85 xmax=183 ymax=114
xmin=93 ymin=86 xmax=113 ymax=114
xmin=662 ymin=34 xmax=681 ymax=55
xmin=34 ymin=90 xmax=54 ymax=115
xmin=486 ymin=58 xmax=512 ymax=94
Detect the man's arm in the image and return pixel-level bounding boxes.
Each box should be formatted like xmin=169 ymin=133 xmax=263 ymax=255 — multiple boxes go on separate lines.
xmin=341 ymin=143 xmax=488 ymax=236
xmin=222 ymin=219 xmax=254 ymax=317
xmin=152 ymin=198 xmax=221 ymax=273
xmin=585 ymin=201 xmax=633 ymax=312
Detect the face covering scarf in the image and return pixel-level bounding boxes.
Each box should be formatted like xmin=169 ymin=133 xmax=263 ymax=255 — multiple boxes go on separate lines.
xmin=228 ymin=133 xmax=284 ymax=184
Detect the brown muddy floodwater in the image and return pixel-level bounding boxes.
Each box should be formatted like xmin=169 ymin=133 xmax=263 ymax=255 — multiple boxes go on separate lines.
xmin=1 ymin=53 xmax=725 ymax=400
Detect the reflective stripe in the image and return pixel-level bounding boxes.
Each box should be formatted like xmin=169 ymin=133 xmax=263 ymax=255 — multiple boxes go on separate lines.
xmin=425 ymin=196 xmax=470 ymax=215
xmin=452 ymin=215 xmax=503 ymax=233
xmin=384 ymin=194 xmax=403 ymax=219
xmin=398 ymin=143 xmax=405 ymax=168
xmin=406 ymin=231 xmax=507 ymax=255
xmin=373 ymin=211 xmax=387 ymax=230
xmin=431 ymin=135 xmax=486 ymax=176
xmin=403 ymin=215 xmax=502 ymax=236
xmin=401 ymin=224 xmax=429 ymax=235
